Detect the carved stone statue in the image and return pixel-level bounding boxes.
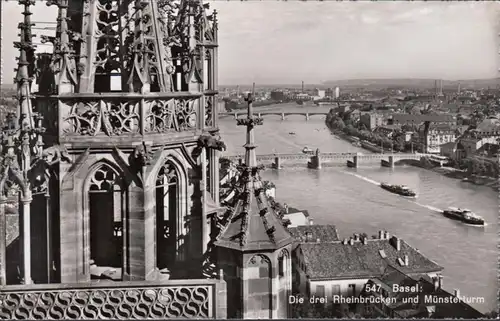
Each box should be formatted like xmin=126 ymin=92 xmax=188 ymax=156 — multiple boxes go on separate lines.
xmin=191 ymin=133 xmax=226 ymax=160
xmin=41 ymin=145 xmax=72 ymax=166
xmin=131 ymin=143 xmax=154 ymax=169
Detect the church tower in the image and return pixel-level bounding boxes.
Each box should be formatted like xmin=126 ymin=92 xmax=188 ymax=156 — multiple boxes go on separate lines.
xmin=0 ymin=0 xmax=222 ymax=286
xmin=214 ymin=86 xmax=294 ymax=319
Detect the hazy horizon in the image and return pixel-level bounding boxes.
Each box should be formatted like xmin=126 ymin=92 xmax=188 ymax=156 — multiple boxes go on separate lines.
xmin=1 ymin=1 xmax=499 ymax=85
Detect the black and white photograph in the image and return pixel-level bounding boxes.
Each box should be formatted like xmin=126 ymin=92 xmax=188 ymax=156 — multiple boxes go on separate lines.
xmin=0 ymin=0 xmax=498 ymax=319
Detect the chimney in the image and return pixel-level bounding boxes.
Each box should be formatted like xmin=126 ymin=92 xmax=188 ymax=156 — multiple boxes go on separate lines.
xmin=362 ymin=237 xmax=368 ymax=245
xmin=432 ymin=277 xmax=439 ymax=291
xmin=390 ymin=236 xmax=401 ymax=251
xmin=349 ymin=238 xmax=354 ymax=246
xmin=378 ymin=230 xmax=384 ymax=239
xmin=404 ymin=255 xmax=409 ymax=266
xmin=454 ymin=289 xmax=460 ymax=298
xmin=384 ymin=231 xmax=390 ymax=239
xmin=354 ymin=234 xmax=360 ymax=242
xmin=438 ymin=275 xmax=443 ymax=289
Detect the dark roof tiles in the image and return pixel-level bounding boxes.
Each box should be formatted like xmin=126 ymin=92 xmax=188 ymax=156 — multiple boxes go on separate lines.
xmin=214 ymin=171 xmax=294 ymax=252
xmin=300 ymin=238 xmax=443 ymax=280
xmin=288 ymin=225 xmax=339 ymax=243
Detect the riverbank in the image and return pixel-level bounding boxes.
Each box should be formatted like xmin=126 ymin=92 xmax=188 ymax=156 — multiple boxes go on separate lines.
xmin=325 ymin=121 xmax=499 ymax=191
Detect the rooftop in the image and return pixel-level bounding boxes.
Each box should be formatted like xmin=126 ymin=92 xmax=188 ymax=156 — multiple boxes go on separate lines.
xmin=367 ymin=265 xmax=484 ymax=318
xmin=288 ymin=225 xmax=339 ymax=243
xmin=299 ymin=234 xmax=443 ymax=280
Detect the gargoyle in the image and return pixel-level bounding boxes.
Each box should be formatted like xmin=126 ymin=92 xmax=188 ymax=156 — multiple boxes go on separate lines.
xmin=41 ymin=145 xmax=72 ymax=166
xmin=130 ymin=143 xmax=154 ymax=169
xmin=192 ymin=133 xmax=227 ymax=160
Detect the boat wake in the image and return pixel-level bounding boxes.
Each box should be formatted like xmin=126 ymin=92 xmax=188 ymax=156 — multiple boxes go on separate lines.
xmin=414 ymin=202 xmax=443 ymax=213
xmin=343 ymin=172 xmax=380 ymax=186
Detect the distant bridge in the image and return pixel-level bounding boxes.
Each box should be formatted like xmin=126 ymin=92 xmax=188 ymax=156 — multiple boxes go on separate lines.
xmin=218 ymin=111 xmax=329 ymax=121
xmin=222 ymin=152 xmax=432 ymax=169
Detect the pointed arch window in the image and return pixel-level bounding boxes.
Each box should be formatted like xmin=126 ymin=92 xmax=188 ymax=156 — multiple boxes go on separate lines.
xmin=156 ymin=161 xmax=182 ymax=270
xmin=88 ymin=164 xmax=125 ymax=279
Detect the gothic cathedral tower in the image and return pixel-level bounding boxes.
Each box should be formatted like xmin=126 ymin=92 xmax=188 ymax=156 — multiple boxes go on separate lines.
xmin=0 ymin=0 xmax=222 ymax=286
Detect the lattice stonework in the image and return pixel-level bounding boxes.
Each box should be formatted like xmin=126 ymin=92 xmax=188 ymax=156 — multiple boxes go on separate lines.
xmin=60 ymin=97 xmax=201 ymax=136
xmin=205 ymin=96 xmax=214 ymax=127
xmin=0 ymin=285 xmax=213 ymax=319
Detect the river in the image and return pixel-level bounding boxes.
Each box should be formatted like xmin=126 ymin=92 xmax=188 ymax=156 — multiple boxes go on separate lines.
xmin=218 ymin=114 xmax=497 ymax=314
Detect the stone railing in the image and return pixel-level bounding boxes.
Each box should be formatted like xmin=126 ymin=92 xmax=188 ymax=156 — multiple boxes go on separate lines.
xmin=0 ymin=278 xmax=227 ymax=320
xmin=35 ymin=92 xmax=218 ymax=141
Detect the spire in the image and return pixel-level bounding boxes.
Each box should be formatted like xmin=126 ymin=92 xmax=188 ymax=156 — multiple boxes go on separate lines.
xmin=14 ymin=0 xmax=37 ymax=131
xmin=237 ymin=83 xmax=262 ymax=168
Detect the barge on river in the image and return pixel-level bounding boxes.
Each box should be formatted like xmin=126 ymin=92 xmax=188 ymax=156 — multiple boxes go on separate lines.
xmin=442 ymin=207 xmax=485 ymax=226
xmin=380 ymin=183 xmax=417 ymax=198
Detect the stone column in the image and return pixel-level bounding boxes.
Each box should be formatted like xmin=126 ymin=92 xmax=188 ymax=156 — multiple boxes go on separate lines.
xmin=209 ymin=149 xmax=220 ymax=204
xmin=201 ymin=148 xmax=209 ymax=255
xmin=274 ymin=156 xmax=281 ymax=169
xmin=388 ymin=156 xmax=394 ymax=168
xmin=128 ymin=185 xmax=153 ymax=280
xmin=20 ymin=191 xmax=33 ymax=285
xmin=0 ymin=196 xmax=6 ymax=285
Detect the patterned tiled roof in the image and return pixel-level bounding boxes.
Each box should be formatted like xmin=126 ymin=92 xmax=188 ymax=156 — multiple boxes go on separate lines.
xmin=288 ymin=225 xmax=339 ymax=243
xmin=370 ymin=265 xmax=484 ymax=318
xmin=300 ymin=237 xmax=443 ymax=280
xmin=214 ymin=168 xmax=294 ymax=252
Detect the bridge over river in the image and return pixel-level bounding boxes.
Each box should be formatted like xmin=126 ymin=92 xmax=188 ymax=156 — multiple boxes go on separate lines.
xmin=222 ymin=152 xmax=432 ymax=169
xmin=219 ymin=111 xmax=329 ymax=121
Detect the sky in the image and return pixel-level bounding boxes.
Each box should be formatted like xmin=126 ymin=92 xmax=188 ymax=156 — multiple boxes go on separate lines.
xmin=1 ymin=1 xmax=499 ymax=85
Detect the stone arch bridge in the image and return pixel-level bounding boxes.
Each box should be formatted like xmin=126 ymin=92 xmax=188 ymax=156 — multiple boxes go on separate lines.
xmin=222 ymin=152 xmax=432 ymax=169
xmin=219 ymin=111 xmax=329 ymax=121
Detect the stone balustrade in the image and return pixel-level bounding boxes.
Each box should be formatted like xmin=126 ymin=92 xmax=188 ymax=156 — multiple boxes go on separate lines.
xmin=35 ymin=92 xmax=218 ymax=145
xmin=0 ymin=278 xmax=227 ymax=320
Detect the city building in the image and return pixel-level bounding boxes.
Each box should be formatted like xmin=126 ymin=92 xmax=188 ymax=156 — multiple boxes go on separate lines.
xmin=459 ymin=136 xmax=500 ymax=158
xmin=439 ymin=141 xmax=466 ymax=161
xmin=292 ymin=231 xmax=443 ymax=302
xmin=360 ymin=266 xmax=484 ymax=318
xmin=281 ymin=205 xmax=313 ymax=227
xmin=335 ymin=87 xmax=340 ymax=99
xmin=271 ymin=90 xmax=286 ymax=102
xmin=313 ymin=88 xmax=326 ymax=99
xmin=360 ymin=112 xmax=386 ymax=130
xmin=420 ymin=123 xmax=457 ymax=154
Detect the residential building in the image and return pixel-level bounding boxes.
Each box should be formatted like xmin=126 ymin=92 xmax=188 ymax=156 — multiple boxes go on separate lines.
xmin=360 ymin=112 xmax=385 ymax=130
xmin=420 ymin=123 xmax=456 ymax=154
xmin=360 ymin=266 xmax=484 ymax=318
xmin=313 ymin=88 xmax=326 ymax=99
xmin=281 ymin=205 xmax=312 ymax=227
xmin=440 ymin=141 xmax=466 ymax=161
xmin=460 ymin=136 xmax=499 ymax=158
xmin=389 ymin=114 xmax=455 ymax=126
xmin=270 ymin=90 xmax=286 ymax=101
xmin=292 ymin=231 xmax=443 ymax=304
xmin=374 ymin=125 xmax=401 ymax=138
